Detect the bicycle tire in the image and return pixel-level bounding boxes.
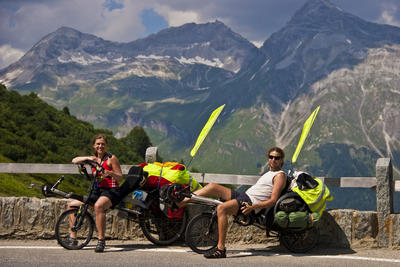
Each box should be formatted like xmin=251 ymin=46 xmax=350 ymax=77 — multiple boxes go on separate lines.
xmin=185 ymin=213 xmax=218 ymax=254
xmin=139 ymin=208 xmax=187 ymax=245
xmin=280 ymin=226 xmax=319 ymax=253
xmin=55 ymin=208 xmax=95 ymax=250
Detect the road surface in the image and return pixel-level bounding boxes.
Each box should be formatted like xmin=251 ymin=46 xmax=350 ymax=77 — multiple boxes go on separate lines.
xmin=1 ymin=240 xmax=399 ymax=266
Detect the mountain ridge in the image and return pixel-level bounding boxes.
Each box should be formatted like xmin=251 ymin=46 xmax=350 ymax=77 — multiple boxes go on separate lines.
xmin=0 ymin=0 xmax=399 ymax=177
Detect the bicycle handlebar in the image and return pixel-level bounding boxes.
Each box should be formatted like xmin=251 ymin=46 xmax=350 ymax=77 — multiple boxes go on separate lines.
xmin=80 ymin=159 xmax=102 ymax=170
xmin=51 ymin=176 xmax=64 ymax=190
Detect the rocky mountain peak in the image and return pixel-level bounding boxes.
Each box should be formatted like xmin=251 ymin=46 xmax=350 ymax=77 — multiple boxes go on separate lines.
xmin=139 ymin=20 xmax=247 ymax=45
xmin=289 ymin=0 xmax=342 ymax=25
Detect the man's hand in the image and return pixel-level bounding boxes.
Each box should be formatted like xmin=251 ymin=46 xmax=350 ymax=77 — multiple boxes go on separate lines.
xmin=241 ymin=202 xmax=254 ymax=215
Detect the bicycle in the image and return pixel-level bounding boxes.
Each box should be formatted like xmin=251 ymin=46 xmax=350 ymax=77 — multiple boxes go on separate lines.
xmin=35 ymin=159 xmax=187 ymax=250
xmin=163 ymin=174 xmax=319 ymax=254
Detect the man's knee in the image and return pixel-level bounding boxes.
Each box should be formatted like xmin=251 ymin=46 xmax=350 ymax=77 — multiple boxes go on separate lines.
xmin=217 ymin=200 xmax=239 ymax=216
xmin=203 ymin=182 xmax=218 ymax=190
xmin=217 ymin=203 xmax=231 ymax=215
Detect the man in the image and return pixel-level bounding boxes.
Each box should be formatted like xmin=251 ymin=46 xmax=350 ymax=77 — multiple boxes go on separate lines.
xmin=183 ymin=147 xmax=286 ymax=258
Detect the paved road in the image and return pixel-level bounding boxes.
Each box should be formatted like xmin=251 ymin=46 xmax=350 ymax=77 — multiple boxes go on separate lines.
xmin=1 ymin=240 xmax=400 ymax=267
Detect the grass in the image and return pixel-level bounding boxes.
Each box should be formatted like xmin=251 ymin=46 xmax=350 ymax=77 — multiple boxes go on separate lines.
xmin=0 ymin=173 xmax=90 ymax=198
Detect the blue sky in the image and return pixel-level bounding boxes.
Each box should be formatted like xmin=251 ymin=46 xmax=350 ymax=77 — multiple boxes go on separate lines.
xmin=140 ymin=8 xmax=168 ymax=38
xmin=0 ymin=0 xmax=400 ymax=69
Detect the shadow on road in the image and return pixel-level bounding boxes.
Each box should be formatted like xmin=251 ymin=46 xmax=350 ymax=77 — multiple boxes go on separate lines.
xmin=227 ymin=244 xmax=357 ymax=258
xmin=105 ymin=242 xmax=189 ymax=252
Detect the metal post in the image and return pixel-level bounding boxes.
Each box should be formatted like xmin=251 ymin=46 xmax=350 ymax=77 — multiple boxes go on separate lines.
xmin=376 ymin=158 xmax=393 ymax=215
xmin=145 ymin=147 xmax=159 ymax=163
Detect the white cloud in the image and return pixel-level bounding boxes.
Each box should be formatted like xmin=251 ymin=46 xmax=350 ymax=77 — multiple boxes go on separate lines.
xmin=1 ymin=0 xmax=400 ymax=68
xmin=154 ymin=5 xmax=202 ymax=27
xmin=378 ymin=4 xmax=400 ymax=27
xmin=93 ymin=1 xmax=148 ymax=42
xmin=0 ymin=0 xmax=151 ymax=50
xmin=0 ymin=45 xmax=24 ymax=69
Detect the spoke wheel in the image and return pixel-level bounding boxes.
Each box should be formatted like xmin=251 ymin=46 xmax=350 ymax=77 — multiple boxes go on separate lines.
xmin=55 ymin=208 xmax=95 ymax=250
xmin=139 ymin=208 xmax=187 ymax=245
xmin=280 ymin=227 xmax=319 ymax=253
xmin=185 ymin=213 xmax=218 ymax=254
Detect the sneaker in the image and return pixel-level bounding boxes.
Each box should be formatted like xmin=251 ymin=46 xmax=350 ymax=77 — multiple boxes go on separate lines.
xmin=64 ymin=237 xmax=78 ymax=248
xmin=95 ymin=239 xmax=105 ymax=253
xmin=204 ymin=247 xmax=226 ymax=259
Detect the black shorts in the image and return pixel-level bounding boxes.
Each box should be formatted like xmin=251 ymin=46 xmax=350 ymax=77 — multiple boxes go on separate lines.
xmin=88 ymin=187 xmax=121 ymax=207
xmin=231 ymin=190 xmax=252 ymax=207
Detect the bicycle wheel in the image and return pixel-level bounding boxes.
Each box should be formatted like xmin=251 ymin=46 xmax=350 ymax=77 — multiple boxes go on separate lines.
xmin=185 ymin=213 xmax=218 ymax=254
xmin=280 ymin=226 xmax=319 ymax=253
xmin=55 ymin=208 xmax=95 ymax=250
xmin=139 ymin=208 xmax=187 ymax=245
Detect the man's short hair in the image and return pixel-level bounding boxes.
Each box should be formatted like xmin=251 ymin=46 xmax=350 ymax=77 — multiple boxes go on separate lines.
xmin=267 ymin=147 xmax=285 ymax=167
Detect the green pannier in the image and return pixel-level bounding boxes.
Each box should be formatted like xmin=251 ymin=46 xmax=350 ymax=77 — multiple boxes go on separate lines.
xmin=274 ymin=211 xmax=321 ymax=229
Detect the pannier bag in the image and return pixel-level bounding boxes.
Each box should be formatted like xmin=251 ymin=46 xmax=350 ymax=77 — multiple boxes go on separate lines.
xmin=138 ymin=162 xmax=202 ymax=219
xmin=291 ymin=171 xmax=333 ymax=216
xmin=139 ymin=162 xmax=202 ymax=192
xmin=274 ymin=211 xmax=321 ymax=229
xmin=278 ymin=197 xmax=307 ymax=213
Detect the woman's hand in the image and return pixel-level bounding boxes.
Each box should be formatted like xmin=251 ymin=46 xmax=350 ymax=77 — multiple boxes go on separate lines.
xmin=72 ymin=156 xmax=93 ymax=164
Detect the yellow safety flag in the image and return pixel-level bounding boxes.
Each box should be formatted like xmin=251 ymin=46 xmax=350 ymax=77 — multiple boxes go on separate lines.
xmin=190 ymin=104 xmax=225 ymax=157
xmin=291 ymin=106 xmax=320 ymax=163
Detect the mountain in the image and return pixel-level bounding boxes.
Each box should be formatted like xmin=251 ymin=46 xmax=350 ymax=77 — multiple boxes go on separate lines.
xmin=0 ymin=0 xmax=399 ymax=177
xmin=192 ymin=0 xmax=400 ymax=176
xmin=0 ymin=20 xmax=261 ymax=140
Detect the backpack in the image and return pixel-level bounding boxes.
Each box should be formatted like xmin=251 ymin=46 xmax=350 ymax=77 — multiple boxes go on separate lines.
xmin=291 ymin=171 xmax=333 ymax=216
xmin=274 ymin=211 xmax=321 ymax=229
xmin=139 ymin=162 xmax=202 ymax=192
xmin=273 ymin=191 xmax=320 ymax=229
xmin=278 ymin=197 xmax=307 ymax=213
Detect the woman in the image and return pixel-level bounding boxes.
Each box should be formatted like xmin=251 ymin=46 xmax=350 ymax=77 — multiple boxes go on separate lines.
xmin=67 ymin=133 xmax=123 ymax=252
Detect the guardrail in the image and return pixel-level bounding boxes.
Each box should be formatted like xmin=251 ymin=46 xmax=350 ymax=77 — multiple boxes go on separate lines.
xmin=0 ymin=163 xmax=398 ymax=190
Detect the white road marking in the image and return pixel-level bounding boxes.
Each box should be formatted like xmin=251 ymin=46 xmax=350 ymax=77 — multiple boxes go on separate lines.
xmin=1 ymin=246 xmax=400 ymax=263
xmin=306 ymin=255 xmax=400 ymax=263
xmin=0 ymin=246 xmax=61 ymax=249
xmin=0 ymin=246 xmax=191 ymax=253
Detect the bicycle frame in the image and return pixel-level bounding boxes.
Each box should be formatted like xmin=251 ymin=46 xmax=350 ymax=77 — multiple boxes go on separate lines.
xmin=32 ymin=160 xmax=188 ymax=249
xmin=183 ymin=184 xmax=319 ymax=254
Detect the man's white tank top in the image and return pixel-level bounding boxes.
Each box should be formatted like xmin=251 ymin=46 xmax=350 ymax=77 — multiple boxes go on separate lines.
xmin=245 ymin=170 xmax=285 ymax=207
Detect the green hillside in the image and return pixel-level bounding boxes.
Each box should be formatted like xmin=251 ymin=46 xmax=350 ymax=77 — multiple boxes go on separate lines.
xmin=0 ymin=83 xmax=152 ymax=197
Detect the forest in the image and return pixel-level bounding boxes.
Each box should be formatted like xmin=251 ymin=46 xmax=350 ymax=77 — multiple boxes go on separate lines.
xmin=0 ymin=83 xmax=152 ymax=197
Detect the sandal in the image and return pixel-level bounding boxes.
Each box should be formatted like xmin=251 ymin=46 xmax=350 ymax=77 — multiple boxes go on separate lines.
xmin=204 ymin=247 xmax=226 ymax=258
xmin=95 ymin=239 xmax=106 ymax=253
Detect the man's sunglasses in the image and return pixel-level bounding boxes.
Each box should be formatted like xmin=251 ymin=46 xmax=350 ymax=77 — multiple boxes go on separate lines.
xmin=268 ymin=155 xmax=281 ymax=160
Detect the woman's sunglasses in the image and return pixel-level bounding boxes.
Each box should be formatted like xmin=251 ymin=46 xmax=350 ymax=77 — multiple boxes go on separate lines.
xmin=268 ymin=155 xmax=281 ymax=160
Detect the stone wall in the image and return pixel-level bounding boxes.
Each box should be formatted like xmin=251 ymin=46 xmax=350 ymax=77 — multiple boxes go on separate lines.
xmin=1 ymin=197 xmax=399 ymax=249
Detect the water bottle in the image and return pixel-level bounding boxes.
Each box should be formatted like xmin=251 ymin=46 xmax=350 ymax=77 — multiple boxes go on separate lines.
xmin=133 ymin=190 xmax=143 ymax=200
xmin=133 ymin=190 xmax=148 ymax=204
